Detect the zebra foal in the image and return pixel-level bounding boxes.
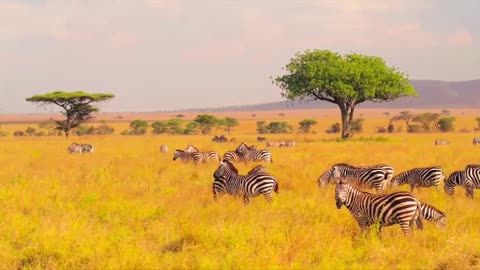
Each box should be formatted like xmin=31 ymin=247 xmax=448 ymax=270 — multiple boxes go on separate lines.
xmin=335 ymin=179 xmax=423 ymax=236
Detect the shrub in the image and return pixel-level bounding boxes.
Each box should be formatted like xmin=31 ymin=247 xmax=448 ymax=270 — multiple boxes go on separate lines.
xmin=377 ymin=127 xmax=387 ymax=133
xmin=25 ymin=127 xmax=37 ymax=136
xmin=387 ymin=124 xmax=395 ymax=133
xmin=438 ymin=117 xmax=456 ymax=132
xmin=298 ymin=119 xmax=318 ymax=134
xmin=349 ymin=118 xmax=364 ymax=134
xmin=13 ymin=131 xmax=25 ymax=136
xmin=326 ymin=123 xmax=341 ymax=134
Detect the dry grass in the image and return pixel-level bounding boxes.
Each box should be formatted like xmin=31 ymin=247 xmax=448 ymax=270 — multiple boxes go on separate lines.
xmin=0 ymin=115 xmax=479 ymax=269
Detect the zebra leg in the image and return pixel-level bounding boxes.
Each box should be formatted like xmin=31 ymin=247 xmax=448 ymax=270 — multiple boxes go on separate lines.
xmin=400 ymin=222 xmax=412 ymax=235
xmin=409 ymin=184 xmax=415 ymax=193
xmin=263 ymin=192 xmax=273 ymax=203
xmin=243 ymin=194 xmax=250 ymax=205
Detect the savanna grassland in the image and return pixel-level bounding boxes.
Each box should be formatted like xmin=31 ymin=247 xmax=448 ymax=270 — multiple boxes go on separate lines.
xmin=0 ymin=111 xmax=480 ymax=269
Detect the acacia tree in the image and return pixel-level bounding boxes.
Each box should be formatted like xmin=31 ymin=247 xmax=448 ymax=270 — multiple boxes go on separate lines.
xmin=26 ymin=91 xmax=114 ymax=137
xmin=273 ymin=50 xmax=417 ymax=139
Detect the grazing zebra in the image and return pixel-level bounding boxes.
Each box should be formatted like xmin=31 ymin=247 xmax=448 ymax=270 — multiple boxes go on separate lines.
xmin=236 ymin=143 xmax=273 ymax=163
xmin=335 ymin=179 xmax=423 ymax=235
xmin=473 ymin=137 xmax=480 ymax=145
xmin=420 ymin=202 xmax=446 ymax=229
xmin=212 ymin=164 xmax=266 ymax=200
xmin=444 ymin=170 xmax=466 ymax=196
xmin=68 ymin=143 xmax=94 ymax=153
xmin=213 ymin=160 xmax=278 ymax=204
xmin=159 ymin=144 xmax=168 ymax=153
xmin=465 ymin=164 xmax=480 ymax=198
xmin=222 ymin=151 xmax=245 ymax=163
xmin=173 ymin=149 xmax=202 ymax=164
xmin=435 ymin=139 xmax=450 ymax=145
xmin=391 ymin=166 xmax=445 ymax=192
xmin=330 ymin=163 xmax=392 ymax=193
xmin=185 ymin=145 xmax=200 ymax=153
xmin=280 ymin=140 xmax=296 ymax=147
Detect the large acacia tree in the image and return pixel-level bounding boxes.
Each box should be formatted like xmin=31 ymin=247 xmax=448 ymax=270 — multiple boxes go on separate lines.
xmin=273 ymin=50 xmax=417 ymax=139
xmin=26 ymin=91 xmax=114 ymax=137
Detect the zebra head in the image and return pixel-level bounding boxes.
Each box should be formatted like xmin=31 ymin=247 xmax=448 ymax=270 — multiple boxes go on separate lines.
xmin=82 ymin=144 xmax=94 ymax=153
xmin=235 ymin=143 xmax=249 ymax=154
xmin=214 ymin=160 xmax=238 ymax=179
xmin=335 ymin=179 xmax=349 ymax=209
xmin=317 ymin=170 xmax=332 ymax=188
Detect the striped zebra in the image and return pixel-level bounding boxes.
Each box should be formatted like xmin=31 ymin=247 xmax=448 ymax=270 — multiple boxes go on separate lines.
xmin=67 ymin=143 xmax=94 ymax=153
xmin=331 ymin=163 xmax=392 ymax=193
xmin=159 ymin=144 xmax=168 ymax=153
xmin=222 ymin=151 xmax=246 ymax=163
xmin=420 ymin=202 xmax=446 ymax=229
xmin=465 ymin=164 xmax=480 ymax=198
xmin=213 ymin=160 xmax=278 ymax=204
xmin=391 ymin=166 xmax=445 ymax=192
xmin=444 ymin=170 xmax=466 ymax=196
xmin=280 ymin=140 xmax=296 ymax=147
xmin=335 ymin=179 xmax=423 ymax=235
xmin=435 ymin=139 xmax=450 ymax=145
xmin=473 ymin=137 xmax=480 ymax=145
xmin=236 ymin=143 xmax=273 ymax=163
xmin=173 ymin=149 xmax=202 ymax=164
xmin=185 ymin=145 xmax=200 ymax=153
xmin=213 ymin=164 xmax=266 ymax=200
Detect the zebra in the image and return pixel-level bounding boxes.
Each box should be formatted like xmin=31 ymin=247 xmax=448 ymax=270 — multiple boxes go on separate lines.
xmin=213 ymin=164 xmax=266 ymax=200
xmin=68 ymin=143 xmax=94 ymax=153
xmin=335 ymin=179 xmax=423 ymax=236
xmin=444 ymin=170 xmax=466 ymax=196
xmin=185 ymin=145 xmax=200 ymax=153
xmin=473 ymin=137 xmax=480 ymax=145
xmin=222 ymin=151 xmax=246 ymax=163
xmin=280 ymin=140 xmax=296 ymax=147
xmin=390 ymin=166 xmax=445 ymax=192
xmin=173 ymin=149 xmax=203 ymax=164
xmin=420 ymin=202 xmax=446 ymax=229
xmin=236 ymin=143 xmax=273 ymax=163
xmin=213 ymin=160 xmax=278 ymax=204
xmin=257 ymin=136 xmax=268 ymax=142
xmin=435 ymin=139 xmax=450 ymax=145
xmin=330 ymin=163 xmax=392 ymax=193
xmin=159 ymin=144 xmax=168 ymax=153
xmin=266 ymin=141 xmax=284 ymax=147
xmin=464 ymin=164 xmax=480 ymax=198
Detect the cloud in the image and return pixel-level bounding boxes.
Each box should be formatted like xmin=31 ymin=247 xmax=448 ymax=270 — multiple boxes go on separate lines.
xmin=447 ymin=29 xmax=473 ymax=48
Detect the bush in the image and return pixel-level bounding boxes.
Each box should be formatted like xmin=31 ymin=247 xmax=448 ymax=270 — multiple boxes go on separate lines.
xmin=25 ymin=127 xmax=37 ymax=136
xmin=376 ymin=127 xmax=387 ymax=133
xmin=408 ymin=125 xmax=424 ymax=133
xmin=35 ymin=131 xmax=46 ymax=136
xmin=13 ymin=131 xmax=25 ymax=136
xmin=325 ymin=123 xmax=341 ymax=134
xmin=123 ymin=120 xmax=149 ymax=135
xmin=75 ymin=125 xmax=91 ymax=136
xmin=387 ymin=124 xmax=395 ymax=133
xmin=0 ymin=131 xmax=8 ymax=136
xmin=298 ymin=119 xmax=318 ymax=134
xmin=349 ymin=118 xmax=364 ymax=134
xmin=257 ymin=121 xmax=292 ymax=134
xmin=438 ymin=117 xmax=456 ymax=132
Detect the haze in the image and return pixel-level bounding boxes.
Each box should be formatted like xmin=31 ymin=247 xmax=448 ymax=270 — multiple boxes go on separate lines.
xmin=1 ymin=0 xmax=479 ymax=113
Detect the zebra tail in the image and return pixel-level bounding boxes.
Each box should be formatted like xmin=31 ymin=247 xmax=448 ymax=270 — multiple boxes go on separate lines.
xmin=415 ymin=201 xmax=424 ymax=230
xmin=274 ymin=181 xmax=279 ymax=193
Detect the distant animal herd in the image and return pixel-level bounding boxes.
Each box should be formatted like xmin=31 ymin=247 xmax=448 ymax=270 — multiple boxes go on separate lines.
xmin=66 ymin=136 xmax=480 ymax=236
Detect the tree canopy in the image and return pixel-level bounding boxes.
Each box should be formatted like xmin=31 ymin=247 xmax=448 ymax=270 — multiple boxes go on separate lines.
xmin=26 ymin=91 xmax=114 ymax=137
xmin=273 ymin=49 xmax=417 ymax=139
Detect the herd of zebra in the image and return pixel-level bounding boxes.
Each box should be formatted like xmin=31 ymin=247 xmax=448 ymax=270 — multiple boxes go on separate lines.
xmin=68 ymin=138 xmax=480 ymax=236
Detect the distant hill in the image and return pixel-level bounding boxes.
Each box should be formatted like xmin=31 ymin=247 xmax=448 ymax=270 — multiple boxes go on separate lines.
xmin=175 ymin=79 xmax=480 ymax=112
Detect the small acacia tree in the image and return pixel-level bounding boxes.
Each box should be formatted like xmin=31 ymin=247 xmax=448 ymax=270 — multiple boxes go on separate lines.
xmin=298 ymin=119 xmax=318 ymax=133
xmin=223 ymin=117 xmax=239 ymax=134
xmin=26 ymin=91 xmax=114 ymax=137
xmin=193 ymin=114 xmax=219 ymax=134
xmin=273 ymin=50 xmax=417 ymax=139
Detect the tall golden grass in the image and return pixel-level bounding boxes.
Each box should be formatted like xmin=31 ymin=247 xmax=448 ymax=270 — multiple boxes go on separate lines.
xmin=0 ymin=116 xmax=479 ymax=269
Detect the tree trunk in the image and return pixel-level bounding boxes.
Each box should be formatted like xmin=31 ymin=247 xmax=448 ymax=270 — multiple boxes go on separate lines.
xmin=339 ymin=104 xmax=349 ymax=140
xmin=65 ymin=130 xmax=69 ymax=138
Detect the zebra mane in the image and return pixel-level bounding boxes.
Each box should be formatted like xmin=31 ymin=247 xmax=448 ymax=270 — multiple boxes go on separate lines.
xmin=185 ymin=145 xmax=199 ymax=152
xmin=221 ymin=159 xmax=239 ymax=174
xmin=333 ymin=163 xmax=354 ymax=168
xmin=174 ymin=149 xmax=186 ymax=153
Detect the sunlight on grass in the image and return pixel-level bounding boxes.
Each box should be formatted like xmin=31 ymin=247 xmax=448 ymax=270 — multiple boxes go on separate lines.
xmin=0 ymin=117 xmax=479 ymax=269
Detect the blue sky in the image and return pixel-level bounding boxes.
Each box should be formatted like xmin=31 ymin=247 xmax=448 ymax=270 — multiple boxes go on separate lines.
xmin=0 ymin=0 xmax=478 ymax=113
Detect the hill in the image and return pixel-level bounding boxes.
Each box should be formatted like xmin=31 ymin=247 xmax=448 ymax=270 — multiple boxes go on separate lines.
xmin=176 ymin=79 xmax=480 ymax=112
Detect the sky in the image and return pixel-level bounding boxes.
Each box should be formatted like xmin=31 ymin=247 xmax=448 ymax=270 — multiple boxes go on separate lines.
xmin=0 ymin=0 xmax=479 ymax=113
